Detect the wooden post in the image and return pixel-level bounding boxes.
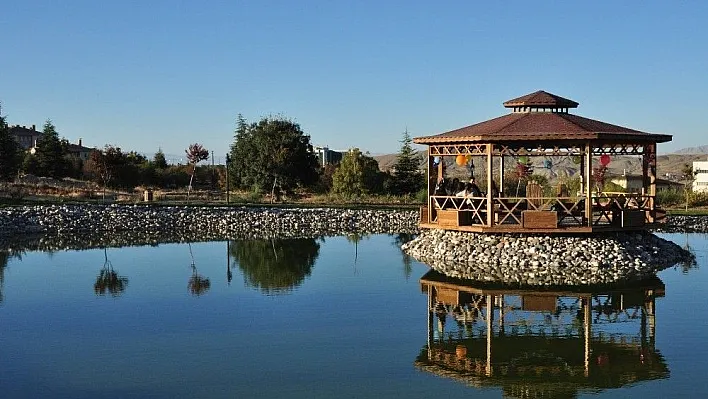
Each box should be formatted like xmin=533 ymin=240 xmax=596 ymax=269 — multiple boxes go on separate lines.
xmin=648 ymin=144 xmax=657 ymax=222
xmin=427 ymin=149 xmax=434 ymax=224
xmin=487 ymin=144 xmax=493 ymax=227
xmin=585 ymin=143 xmax=593 ymax=227
xmin=427 ymin=285 xmax=434 ymax=358
xmin=499 ymin=153 xmax=505 ymax=197
xmin=583 ymin=296 xmax=591 ymax=377
xmin=486 ymin=294 xmax=493 ymax=376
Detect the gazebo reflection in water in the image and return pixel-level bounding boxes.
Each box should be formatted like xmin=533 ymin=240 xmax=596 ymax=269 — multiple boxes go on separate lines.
xmin=415 ymin=270 xmax=668 ymax=398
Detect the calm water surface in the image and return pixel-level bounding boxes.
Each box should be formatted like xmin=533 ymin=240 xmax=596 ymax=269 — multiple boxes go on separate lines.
xmin=0 ymin=233 xmax=707 ymax=398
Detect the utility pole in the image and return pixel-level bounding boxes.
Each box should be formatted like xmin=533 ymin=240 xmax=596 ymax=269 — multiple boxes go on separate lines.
xmin=225 ymin=153 xmax=231 ymax=204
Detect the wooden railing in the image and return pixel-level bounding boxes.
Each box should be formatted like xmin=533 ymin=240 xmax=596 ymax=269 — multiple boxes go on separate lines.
xmin=428 ymin=193 xmax=656 ymax=228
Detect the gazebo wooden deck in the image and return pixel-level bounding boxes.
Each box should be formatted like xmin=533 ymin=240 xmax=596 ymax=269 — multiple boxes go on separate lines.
xmin=414 ymin=90 xmax=672 ymax=233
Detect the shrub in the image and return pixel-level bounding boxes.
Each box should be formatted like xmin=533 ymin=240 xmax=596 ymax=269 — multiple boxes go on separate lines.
xmin=689 ymin=191 xmax=708 ymax=207
xmin=656 ymin=188 xmax=684 ymax=206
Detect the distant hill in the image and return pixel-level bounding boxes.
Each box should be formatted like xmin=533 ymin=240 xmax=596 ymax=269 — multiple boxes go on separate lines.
xmin=673 ymin=145 xmax=708 ymax=154
xmin=373 ymin=151 xmax=426 ymax=172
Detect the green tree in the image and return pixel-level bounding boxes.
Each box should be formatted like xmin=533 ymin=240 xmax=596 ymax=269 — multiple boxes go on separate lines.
xmin=153 ymin=148 xmax=168 ymax=169
xmin=229 ymin=238 xmax=320 ymax=294
xmin=229 ymin=115 xmax=319 ymax=196
xmin=391 ymin=130 xmax=423 ymax=195
xmin=34 ymin=120 xmax=68 ymax=178
xmin=0 ymin=108 xmax=22 ymax=181
xmin=332 ymin=148 xmax=365 ymax=197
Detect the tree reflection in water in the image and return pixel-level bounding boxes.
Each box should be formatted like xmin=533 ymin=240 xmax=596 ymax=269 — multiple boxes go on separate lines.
xmin=677 ymin=233 xmax=699 ymax=274
xmin=187 ymin=243 xmax=210 ymax=296
xmin=0 ymin=251 xmax=8 ymax=303
xmin=94 ymin=248 xmax=128 ymax=297
xmin=392 ymin=233 xmax=416 ymax=280
xmin=229 ymin=238 xmax=320 ymax=294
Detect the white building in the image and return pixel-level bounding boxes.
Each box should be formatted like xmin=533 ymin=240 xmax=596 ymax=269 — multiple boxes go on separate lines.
xmin=693 ymin=158 xmax=708 ymax=193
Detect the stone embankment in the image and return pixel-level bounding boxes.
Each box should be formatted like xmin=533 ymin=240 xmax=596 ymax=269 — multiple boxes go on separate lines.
xmin=1 ymin=204 xmax=705 ymax=286
xmin=0 ymin=204 xmax=419 ymax=248
xmin=402 ymin=229 xmax=695 ymax=286
xmin=657 ymin=215 xmax=708 ymax=233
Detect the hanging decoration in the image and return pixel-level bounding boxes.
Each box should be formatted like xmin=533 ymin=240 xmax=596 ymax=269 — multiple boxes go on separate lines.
xmin=572 ymin=156 xmax=581 ymax=165
xmin=518 ymin=155 xmax=529 ymax=164
xmin=600 ymin=154 xmax=611 ymax=166
xmin=433 ymin=156 xmax=441 ymax=165
xmin=544 ymin=159 xmax=553 ymax=169
xmin=464 ymin=154 xmax=472 ymax=163
xmin=455 ymin=154 xmax=466 ymax=166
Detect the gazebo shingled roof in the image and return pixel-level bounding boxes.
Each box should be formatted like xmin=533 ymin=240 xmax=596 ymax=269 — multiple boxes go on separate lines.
xmin=413 ymin=90 xmax=672 ymax=144
xmin=502 ymin=90 xmax=579 ymax=109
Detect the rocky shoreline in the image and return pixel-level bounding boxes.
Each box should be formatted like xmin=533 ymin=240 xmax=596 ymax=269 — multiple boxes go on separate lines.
xmin=401 ymin=229 xmax=695 ymax=286
xmin=0 ymin=204 xmax=419 ymax=249
xmin=1 ymin=204 xmax=705 ymax=285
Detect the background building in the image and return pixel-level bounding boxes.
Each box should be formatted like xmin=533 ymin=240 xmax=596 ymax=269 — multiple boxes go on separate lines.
xmin=314 ymin=146 xmax=343 ymax=167
xmin=693 ymin=158 xmax=708 ymax=193
xmin=609 ymin=174 xmax=684 ymax=193
xmin=8 ymin=125 xmax=42 ymax=150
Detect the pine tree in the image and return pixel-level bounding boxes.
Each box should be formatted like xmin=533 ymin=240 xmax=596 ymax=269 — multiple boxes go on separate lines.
xmin=0 ymin=107 xmax=22 ymax=181
xmin=153 ymin=148 xmax=168 ymax=169
xmin=391 ymin=129 xmax=422 ymax=195
xmin=34 ymin=120 xmax=68 ymax=178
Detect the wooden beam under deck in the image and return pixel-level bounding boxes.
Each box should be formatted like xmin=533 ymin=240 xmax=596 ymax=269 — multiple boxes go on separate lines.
xmin=419 ymin=223 xmax=652 ymax=234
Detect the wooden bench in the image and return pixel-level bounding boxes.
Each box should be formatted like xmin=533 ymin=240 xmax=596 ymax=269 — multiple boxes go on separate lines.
xmin=436 ymin=209 xmax=472 ymax=227
xmin=522 ymin=210 xmax=558 ymax=229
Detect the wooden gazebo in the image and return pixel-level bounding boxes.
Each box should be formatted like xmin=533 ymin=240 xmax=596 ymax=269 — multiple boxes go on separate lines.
xmin=414 ymin=90 xmax=672 ymax=233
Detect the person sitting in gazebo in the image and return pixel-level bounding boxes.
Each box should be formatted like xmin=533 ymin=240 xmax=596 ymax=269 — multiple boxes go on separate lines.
xmin=467 ymin=178 xmax=483 ymax=197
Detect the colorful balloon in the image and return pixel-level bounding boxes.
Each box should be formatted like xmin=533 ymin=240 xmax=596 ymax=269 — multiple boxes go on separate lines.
xmin=465 ymin=154 xmax=472 ymax=162
xmin=455 ymin=154 xmax=466 ymax=166
xmin=433 ymin=156 xmax=441 ymax=165
xmin=572 ymin=156 xmax=581 ymax=165
xmin=518 ymin=155 xmax=529 ymax=164
xmin=600 ymin=154 xmax=611 ymax=166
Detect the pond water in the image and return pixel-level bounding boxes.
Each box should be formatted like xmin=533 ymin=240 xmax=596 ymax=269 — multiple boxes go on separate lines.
xmin=0 ymin=233 xmax=707 ymax=398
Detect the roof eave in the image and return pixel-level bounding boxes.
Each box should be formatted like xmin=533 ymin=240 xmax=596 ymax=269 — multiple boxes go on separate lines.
xmin=413 ymin=133 xmax=673 ymax=145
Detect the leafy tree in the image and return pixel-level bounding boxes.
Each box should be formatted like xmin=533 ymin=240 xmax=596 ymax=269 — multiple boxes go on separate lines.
xmin=332 ymin=148 xmax=386 ymax=197
xmin=185 ymin=143 xmax=209 ymax=201
xmin=332 ymin=148 xmax=365 ymax=197
xmin=229 ymin=238 xmax=320 ymax=294
xmin=84 ymin=146 xmax=116 ymax=199
xmin=153 ymin=148 xmax=168 ymax=169
xmin=229 ymin=115 xmax=319 ymax=197
xmin=391 ymin=130 xmax=423 ymax=195
xmin=34 ymin=120 xmax=69 ymax=178
xmin=681 ymin=163 xmax=696 ymax=211
xmin=0 ymin=109 xmax=22 ymax=181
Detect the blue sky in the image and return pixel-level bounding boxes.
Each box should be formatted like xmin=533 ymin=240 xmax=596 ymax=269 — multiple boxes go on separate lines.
xmin=2 ymin=1 xmax=707 ymax=161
